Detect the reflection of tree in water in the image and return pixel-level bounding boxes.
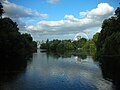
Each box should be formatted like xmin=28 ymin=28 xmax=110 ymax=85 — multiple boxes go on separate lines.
xmin=45 ymin=51 xmax=72 ymax=59
xmin=0 ymin=68 xmax=26 ymax=84
xmin=0 ymin=56 xmax=32 ymax=89
xmin=44 ymin=50 xmax=87 ymax=61
xmin=99 ymin=56 xmax=120 ymax=90
xmin=74 ymin=54 xmax=87 ymax=63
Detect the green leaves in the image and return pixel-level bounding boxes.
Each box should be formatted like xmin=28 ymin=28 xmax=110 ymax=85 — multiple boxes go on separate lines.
xmin=96 ymin=7 xmax=120 ymax=88
xmin=40 ymin=37 xmax=97 ymax=56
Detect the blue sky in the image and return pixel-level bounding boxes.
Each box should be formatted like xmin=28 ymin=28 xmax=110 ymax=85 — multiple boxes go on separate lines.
xmin=0 ymin=0 xmax=119 ymax=41
xmin=8 ymin=0 xmax=118 ymax=20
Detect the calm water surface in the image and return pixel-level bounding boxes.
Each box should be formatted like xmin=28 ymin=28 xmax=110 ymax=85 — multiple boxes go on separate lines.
xmin=0 ymin=49 xmax=113 ymax=90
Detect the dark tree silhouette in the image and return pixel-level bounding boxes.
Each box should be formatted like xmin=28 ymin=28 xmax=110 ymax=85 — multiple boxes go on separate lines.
xmin=0 ymin=2 xmax=4 ymax=18
xmin=96 ymin=6 xmax=120 ymax=90
xmin=0 ymin=3 xmax=37 ymax=71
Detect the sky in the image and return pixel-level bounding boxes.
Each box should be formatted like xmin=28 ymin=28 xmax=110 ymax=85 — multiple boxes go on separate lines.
xmin=0 ymin=0 xmax=119 ymax=41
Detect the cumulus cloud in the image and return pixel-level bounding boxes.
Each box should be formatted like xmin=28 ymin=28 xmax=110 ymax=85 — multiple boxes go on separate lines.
xmin=0 ymin=1 xmax=114 ymax=40
xmin=80 ymin=3 xmax=114 ymax=19
xmin=0 ymin=0 xmax=48 ymax=32
xmin=64 ymin=15 xmax=79 ymax=22
xmin=26 ymin=3 xmax=114 ymax=39
xmin=2 ymin=0 xmax=48 ymax=18
xmin=47 ymin=0 xmax=60 ymax=4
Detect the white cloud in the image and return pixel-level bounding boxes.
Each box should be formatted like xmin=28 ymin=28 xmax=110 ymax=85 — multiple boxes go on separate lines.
xmin=1 ymin=0 xmax=48 ymax=32
xmin=47 ymin=0 xmax=60 ymax=4
xmin=0 ymin=1 xmax=114 ymax=40
xmin=64 ymin=15 xmax=79 ymax=22
xmin=80 ymin=3 xmax=114 ymax=19
xmin=97 ymin=27 xmax=102 ymax=32
xmin=27 ymin=15 xmax=100 ymax=31
xmin=26 ymin=3 xmax=114 ymax=40
xmin=2 ymin=0 xmax=48 ymax=18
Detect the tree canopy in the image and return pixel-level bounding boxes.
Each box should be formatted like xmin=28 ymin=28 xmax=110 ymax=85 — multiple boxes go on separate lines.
xmin=96 ymin=6 xmax=120 ymax=89
xmin=40 ymin=36 xmax=97 ymax=56
xmin=0 ymin=3 xmax=37 ymax=71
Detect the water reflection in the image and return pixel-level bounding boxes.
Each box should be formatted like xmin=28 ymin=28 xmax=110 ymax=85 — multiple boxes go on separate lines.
xmin=0 ymin=49 xmax=113 ymax=90
xmin=25 ymin=49 xmax=112 ymax=90
xmin=99 ymin=56 xmax=120 ymax=90
xmin=0 ymin=55 xmax=32 ymax=90
xmin=44 ymin=50 xmax=87 ymax=61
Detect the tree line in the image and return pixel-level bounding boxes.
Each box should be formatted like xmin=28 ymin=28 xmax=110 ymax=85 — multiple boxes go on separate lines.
xmin=40 ymin=32 xmax=99 ymax=56
xmin=0 ymin=2 xmax=37 ymax=71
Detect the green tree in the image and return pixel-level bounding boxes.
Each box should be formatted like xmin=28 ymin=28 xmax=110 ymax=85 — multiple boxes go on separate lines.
xmin=72 ymin=38 xmax=87 ymax=49
xmin=83 ymin=40 xmax=96 ymax=55
xmin=56 ymin=40 xmax=74 ymax=52
xmin=96 ymin=6 xmax=120 ymax=89
xmin=103 ymin=32 xmax=120 ymax=55
xmin=92 ymin=32 xmax=99 ymax=45
xmin=49 ymin=39 xmax=61 ymax=51
xmin=96 ymin=6 xmax=120 ymax=60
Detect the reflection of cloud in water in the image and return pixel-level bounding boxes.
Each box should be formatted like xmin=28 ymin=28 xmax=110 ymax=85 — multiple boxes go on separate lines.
xmin=74 ymin=56 xmax=90 ymax=63
xmin=26 ymin=51 xmax=112 ymax=89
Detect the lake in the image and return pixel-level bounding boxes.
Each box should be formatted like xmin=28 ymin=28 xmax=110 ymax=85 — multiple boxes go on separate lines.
xmin=0 ymin=49 xmax=114 ymax=90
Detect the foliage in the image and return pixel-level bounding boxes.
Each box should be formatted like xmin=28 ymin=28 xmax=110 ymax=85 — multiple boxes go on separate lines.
xmin=103 ymin=32 xmax=120 ymax=55
xmin=72 ymin=38 xmax=87 ymax=49
xmin=40 ymin=39 xmax=74 ymax=52
xmin=96 ymin=6 xmax=120 ymax=59
xmin=0 ymin=17 xmax=37 ymax=60
xmin=0 ymin=3 xmax=37 ymax=71
xmin=40 ymin=36 xmax=97 ymax=56
xmin=92 ymin=32 xmax=99 ymax=45
xmin=0 ymin=2 xmax=4 ymax=18
xmin=49 ymin=39 xmax=61 ymax=51
xmin=83 ymin=40 xmax=96 ymax=55
xmin=115 ymin=7 xmax=120 ymax=18
xmin=96 ymin=6 xmax=120 ymax=89
xmin=56 ymin=40 xmax=74 ymax=52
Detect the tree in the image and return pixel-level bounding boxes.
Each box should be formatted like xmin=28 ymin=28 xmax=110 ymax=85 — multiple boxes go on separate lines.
xmin=92 ymin=32 xmax=99 ymax=45
xmin=72 ymin=38 xmax=87 ymax=49
xmin=115 ymin=7 xmax=120 ymax=18
xmin=96 ymin=6 xmax=120 ymax=89
xmin=83 ymin=40 xmax=96 ymax=56
xmin=0 ymin=2 xmax=4 ymax=18
xmin=0 ymin=3 xmax=37 ymax=71
xmin=49 ymin=39 xmax=61 ymax=51
xmin=96 ymin=6 xmax=120 ymax=60
xmin=56 ymin=40 xmax=74 ymax=52
xmin=103 ymin=32 xmax=120 ymax=55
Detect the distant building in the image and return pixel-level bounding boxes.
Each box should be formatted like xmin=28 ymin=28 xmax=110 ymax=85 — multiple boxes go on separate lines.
xmin=36 ymin=41 xmax=44 ymax=48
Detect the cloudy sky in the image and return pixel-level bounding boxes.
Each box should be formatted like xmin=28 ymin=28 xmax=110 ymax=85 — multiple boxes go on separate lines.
xmin=0 ymin=0 xmax=119 ymax=41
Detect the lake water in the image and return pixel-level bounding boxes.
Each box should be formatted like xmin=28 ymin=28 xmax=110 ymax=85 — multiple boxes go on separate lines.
xmin=0 ymin=49 xmax=113 ymax=90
